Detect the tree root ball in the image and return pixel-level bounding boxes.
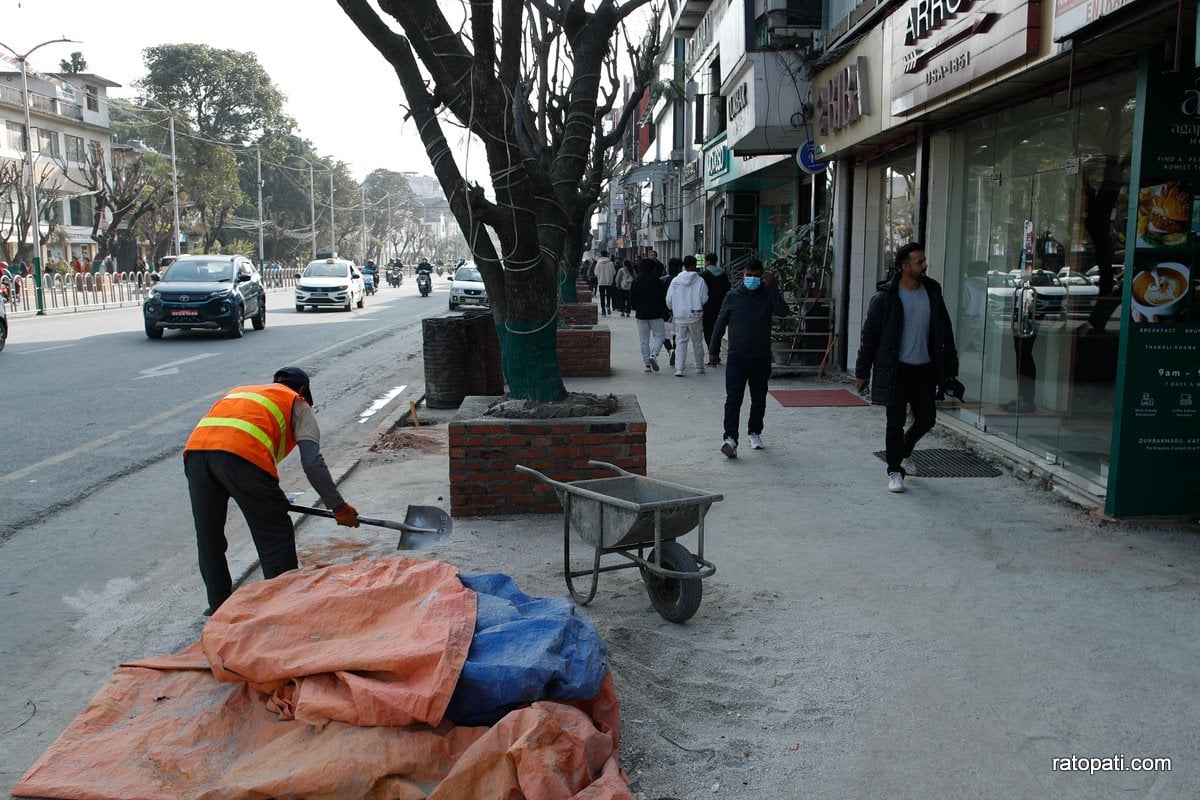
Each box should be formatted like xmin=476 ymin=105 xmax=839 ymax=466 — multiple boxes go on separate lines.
xmin=483 ymin=392 xmax=619 ymax=419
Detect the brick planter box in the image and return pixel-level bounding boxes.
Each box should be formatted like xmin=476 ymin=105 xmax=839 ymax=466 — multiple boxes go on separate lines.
xmin=575 ymin=288 xmax=593 ymax=303
xmin=557 ymin=326 xmax=610 ymax=377
xmin=559 ymin=302 xmax=598 ymax=327
xmin=448 ymin=394 xmax=647 ymax=517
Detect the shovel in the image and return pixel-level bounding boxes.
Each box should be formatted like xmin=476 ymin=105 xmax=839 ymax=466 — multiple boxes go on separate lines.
xmin=289 ymin=503 xmax=452 ymax=550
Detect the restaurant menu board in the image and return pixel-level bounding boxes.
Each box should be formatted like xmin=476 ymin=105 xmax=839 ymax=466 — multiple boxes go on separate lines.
xmin=1108 ymin=56 xmax=1200 ymax=516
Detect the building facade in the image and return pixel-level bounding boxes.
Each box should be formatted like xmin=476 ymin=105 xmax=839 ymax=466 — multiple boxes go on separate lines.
xmin=0 ymin=70 xmax=118 ymax=264
xmin=812 ymin=0 xmax=1199 ymax=514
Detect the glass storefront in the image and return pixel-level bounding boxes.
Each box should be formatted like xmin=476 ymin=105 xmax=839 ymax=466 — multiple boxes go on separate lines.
xmin=941 ymin=73 xmax=1136 ymax=486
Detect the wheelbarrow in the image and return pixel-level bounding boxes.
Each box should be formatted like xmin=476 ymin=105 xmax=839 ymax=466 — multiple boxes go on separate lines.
xmin=515 ymin=461 xmax=722 ymax=623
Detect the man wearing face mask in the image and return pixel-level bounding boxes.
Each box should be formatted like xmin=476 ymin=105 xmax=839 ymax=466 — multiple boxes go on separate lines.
xmin=855 ymin=243 xmax=959 ymax=493
xmin=709 ymin=259 xmax=791 ymax=458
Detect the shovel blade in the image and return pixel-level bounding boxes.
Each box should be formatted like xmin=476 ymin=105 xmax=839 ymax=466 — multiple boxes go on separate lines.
xmin=399 ymin=505 xmax=453 ymax=550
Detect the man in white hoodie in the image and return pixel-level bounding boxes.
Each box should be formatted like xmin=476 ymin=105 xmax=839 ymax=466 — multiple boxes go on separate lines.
xmin=665 ymin=255 xmax=709 ymax=376
xmin=592 ymin=250 xmax=617 ymax=316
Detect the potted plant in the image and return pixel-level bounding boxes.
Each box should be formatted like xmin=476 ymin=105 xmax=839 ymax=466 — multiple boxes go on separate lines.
xmin=767 ymin=215 xmax=834 ymax=367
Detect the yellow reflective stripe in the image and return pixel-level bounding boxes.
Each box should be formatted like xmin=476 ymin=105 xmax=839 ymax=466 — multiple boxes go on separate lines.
xmin=195 ymin=416 xmax=277 ymax=457
xmin=205 ymin=390 xmax=290 ymax=463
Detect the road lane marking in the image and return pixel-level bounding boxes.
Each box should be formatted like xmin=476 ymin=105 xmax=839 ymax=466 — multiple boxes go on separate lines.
xmin=13 ymin=344 xmax=76 ymax=354
xmin=135 ymin=352 xmax=220 ymax=379
xmin=359 ymin=385 xmax=407 ymax=423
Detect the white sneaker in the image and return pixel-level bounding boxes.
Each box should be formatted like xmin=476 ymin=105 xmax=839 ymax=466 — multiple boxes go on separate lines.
xmin=748 ymin=433 xmax=764 ymax=450
xmin=648 ymin=356 xmax=660 ymax=372
xmin=721 ymin=437 xmax=738 ymax=458
xmin=888 ymin=472 xmax=905 ymax=493
xmin=901 ymin=456 xmax=917 ymax=476
xmin=675 ymin=370 xmax=685 ymax=377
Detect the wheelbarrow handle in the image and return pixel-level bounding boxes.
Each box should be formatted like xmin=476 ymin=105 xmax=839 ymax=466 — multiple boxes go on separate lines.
xmin=288 ymin=504 xmax=434 ymax=534
xmin=586 ymin=460 xmax=637 ymax=477
xmin=514 ymin=464 xmax=573 ymax=491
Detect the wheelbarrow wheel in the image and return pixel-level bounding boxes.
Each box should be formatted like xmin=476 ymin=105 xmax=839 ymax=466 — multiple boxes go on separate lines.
xmin=643 ymin=540 xmax=702 ymax=623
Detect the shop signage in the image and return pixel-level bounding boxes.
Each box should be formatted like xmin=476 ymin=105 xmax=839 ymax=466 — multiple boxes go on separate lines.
xmin=815 ymin=57 xmax=869 ymax=136
xmin=1052 ymin=0 xmax=1143 ymax=42
xmin=727 ymin=81 xmax=750 ymax=121
xmin=706 ymin=146 xmax=729 ymax=179
xmin=889 ymin=0 xmax=1039 ymax=116
xmin=1108 ymin=56 xmax=1200 ymax=516
xmin=683 ymin=160 xmax=700 ymax=182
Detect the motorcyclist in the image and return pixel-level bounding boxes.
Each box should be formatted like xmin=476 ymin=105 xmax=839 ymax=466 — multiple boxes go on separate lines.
xmin=363 ymin=260 xmax=378 ymax=294
xmin=416 ymin=260 xmax=433 ymax=296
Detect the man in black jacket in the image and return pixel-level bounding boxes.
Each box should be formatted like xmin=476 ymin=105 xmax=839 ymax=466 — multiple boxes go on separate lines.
xmin=709 ymin=259 xmax=791 ymax=458
xmin=855 ymin=243 xmax=959 ymax=493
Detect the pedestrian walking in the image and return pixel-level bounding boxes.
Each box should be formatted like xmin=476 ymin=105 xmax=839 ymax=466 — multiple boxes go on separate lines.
xmin=855 ymin=243 xmax=960 ymax=493
xmin=661 ymin=258 xmax=683 ymax=365
xmin=701 ymin=252 xmax=732 ymax=365
xmin=666 ymin=255 xmax=709 ymax=376
xmin=629 ymin=258 xmax=670 ymax=373
xmin=183 ymin=367 xmax=360 ymax=614
xmin=709 ymin=260 xmax=790 ymax=458
xmin=593 ymin=250 xmax=616 ymax=316
xmin=615 ymin=259 xmax=636 ymax=316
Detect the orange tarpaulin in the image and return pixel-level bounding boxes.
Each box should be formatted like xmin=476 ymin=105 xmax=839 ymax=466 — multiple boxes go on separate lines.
xmin=13 ymin=558 xmax=631 ymax=800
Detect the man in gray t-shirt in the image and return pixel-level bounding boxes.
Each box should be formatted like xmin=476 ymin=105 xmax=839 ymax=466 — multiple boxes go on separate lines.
xmin=855 ymin=244 xmax=959 ymax=493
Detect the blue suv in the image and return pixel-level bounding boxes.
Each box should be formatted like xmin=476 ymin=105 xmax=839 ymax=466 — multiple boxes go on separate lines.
xmin=144 ymin=255 xmax=267 ymax=339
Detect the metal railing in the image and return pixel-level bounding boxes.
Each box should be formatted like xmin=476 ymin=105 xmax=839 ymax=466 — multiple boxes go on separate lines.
xmin=3 ymin=268 xmax=299 ymax=316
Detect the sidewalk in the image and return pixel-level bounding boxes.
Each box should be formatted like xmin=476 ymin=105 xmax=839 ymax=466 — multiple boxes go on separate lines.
xmin=301 ymin=312 xmax=1200 ymax=800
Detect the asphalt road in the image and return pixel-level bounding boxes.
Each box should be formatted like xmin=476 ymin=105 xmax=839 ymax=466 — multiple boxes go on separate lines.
xmin=0 ymin=274 xmax=458 ymax=795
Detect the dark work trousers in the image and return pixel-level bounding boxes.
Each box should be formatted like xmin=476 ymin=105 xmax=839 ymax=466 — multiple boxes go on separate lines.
xmin=185 ymin=450 xmax=297 ymax=611
xmin=1012 ymin=334 xmax=1037 ymax=404
xmin=598 ymin=284 xmax=615 ymax=315
xmin=703 ymin=311 xmax=720 ymax=360
xmin=723 ymin=356 xmax=773 ymax=442
xmin=885 ymin=362 xmax=937 ymax=475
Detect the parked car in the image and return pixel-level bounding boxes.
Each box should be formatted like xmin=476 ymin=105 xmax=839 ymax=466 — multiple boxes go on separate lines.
xmin=985 ymin=269 xmax=1067 ymax=320
xmin=143 ymin=255 xmax=266 ymax=339
xmin=295 ymin=258 xmax=365 ymax=311
xmin=1057 ymin=269 xmax=1101 ymax=317
xmin=448 ymin=264 xmax=489 ymax=310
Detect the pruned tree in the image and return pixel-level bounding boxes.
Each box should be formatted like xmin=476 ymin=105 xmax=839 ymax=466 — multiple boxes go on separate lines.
xmin=336 ymin=0 xmax=661 ymax=401
xmin=0 ymin=156 xmax=66 ymax=264
xmin=59 ymin=52 xmax=88 ymax=74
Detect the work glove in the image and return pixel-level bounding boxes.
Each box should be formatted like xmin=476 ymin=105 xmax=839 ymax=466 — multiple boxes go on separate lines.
xmin=333 ymin=502 xmax=360 ymax=528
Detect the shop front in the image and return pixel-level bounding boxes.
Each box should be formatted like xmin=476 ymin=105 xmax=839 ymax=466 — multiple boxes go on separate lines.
xmin=816 ymin=0 xmax=1198 ymax=513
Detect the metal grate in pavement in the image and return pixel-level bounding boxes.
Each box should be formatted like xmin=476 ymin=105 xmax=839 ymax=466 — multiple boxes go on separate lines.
xmin=872 ymin=448 xmax=1002 ymax=478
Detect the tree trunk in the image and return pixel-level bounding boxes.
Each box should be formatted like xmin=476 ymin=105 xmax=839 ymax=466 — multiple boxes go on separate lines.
xmin=496 ymin=321 xmax=564 ymax=401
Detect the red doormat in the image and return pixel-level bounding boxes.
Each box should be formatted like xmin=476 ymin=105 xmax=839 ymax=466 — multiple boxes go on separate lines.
xmin=770 ymin=389 xmax=869 ymax=408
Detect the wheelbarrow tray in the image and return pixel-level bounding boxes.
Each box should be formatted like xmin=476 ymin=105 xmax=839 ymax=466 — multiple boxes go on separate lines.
xmin=553 ymin=473 xmax=721 ymax=549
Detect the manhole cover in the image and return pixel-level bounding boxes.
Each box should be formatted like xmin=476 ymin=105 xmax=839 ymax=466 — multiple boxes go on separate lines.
xmin=872 ymin=448 xmax=1002 ymax=477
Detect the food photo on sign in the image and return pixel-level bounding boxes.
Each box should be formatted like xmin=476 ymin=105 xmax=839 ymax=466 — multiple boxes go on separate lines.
xmin=1134 ymin=179 xmax=1193 ymax=249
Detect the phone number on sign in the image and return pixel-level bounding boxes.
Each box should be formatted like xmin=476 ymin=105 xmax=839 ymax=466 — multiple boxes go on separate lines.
xmin=925 ymin=52 xmax=971 ymax=86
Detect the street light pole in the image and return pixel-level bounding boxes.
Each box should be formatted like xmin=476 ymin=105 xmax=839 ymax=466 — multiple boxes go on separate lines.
xmin=0 ymin=37 xmax=77 ymax=315
xmin=360 ymin=183 xmax=367 ymax=264
xmin=168 ymin=111 xmax=181 ymax=256
xmin=256 ymin=146 xmax=265 ymax=267
xmin=308 ymin=160 xmax=316 ymax=259
xmin=329 ymin=167 xmax=335 ymax=256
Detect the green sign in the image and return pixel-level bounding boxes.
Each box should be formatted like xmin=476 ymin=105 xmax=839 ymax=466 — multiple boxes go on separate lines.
xmin=1108 ymin=55 xmax=1200 ymax=516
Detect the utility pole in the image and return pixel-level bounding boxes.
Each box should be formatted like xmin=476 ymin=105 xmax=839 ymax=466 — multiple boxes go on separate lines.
xmin=308 ymin=160 xmax=316 ymax=259
xmin=168 ymin=111 xmax=181 ymax=256
xmin=0 ymin=37 xmax=77 ymax=315
xmin=360 ymin=183 xmax=367 ymax=264
xmin=329 ymin=168 xmax=335 ymax=256
xmin=256 ymin=146 xmax=265 ymax=267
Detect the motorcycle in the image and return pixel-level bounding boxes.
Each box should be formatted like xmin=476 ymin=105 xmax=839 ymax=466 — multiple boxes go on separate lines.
xmin=387 ymin=267 xmax=402 ymax=287
xmin=416 ymin=270 xmax=432 ymax=297
xmin=364 ymin=272 xmax=377 ymax=295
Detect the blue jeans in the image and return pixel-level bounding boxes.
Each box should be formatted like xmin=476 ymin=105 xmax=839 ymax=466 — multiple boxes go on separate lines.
xmin=723 ymin=356 xmax=772 ymax=441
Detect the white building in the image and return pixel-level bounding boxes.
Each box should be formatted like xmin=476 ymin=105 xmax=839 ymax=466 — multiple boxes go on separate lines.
xmin=0 ymin=70 xmax=118 ymax=264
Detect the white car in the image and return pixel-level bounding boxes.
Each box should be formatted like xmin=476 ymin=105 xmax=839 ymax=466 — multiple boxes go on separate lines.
xmin=1057 ymin=269 xmax=1100 ymax=317
xmin=448 ymin=264 xmax=489 ymax=310
xmin=985 ymin=270 xmax=1067 ymax=320
xmin=295 ymin=258 xmax=365 ymax=312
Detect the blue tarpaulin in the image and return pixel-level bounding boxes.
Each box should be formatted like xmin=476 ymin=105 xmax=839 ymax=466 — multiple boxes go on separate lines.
xmin=446 ymin=573 xmax=609 ymax=725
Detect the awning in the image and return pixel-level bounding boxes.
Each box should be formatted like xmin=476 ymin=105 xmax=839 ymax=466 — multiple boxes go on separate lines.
xmin=622 ymin=160 xmax=678 ymax=185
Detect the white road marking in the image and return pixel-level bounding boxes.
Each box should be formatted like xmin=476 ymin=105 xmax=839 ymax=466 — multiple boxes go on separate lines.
xmin=135 ymin=352 xmax=220 ymax=379
xmin=14 ymin=344 xmax=75 ymax=354
xmin=359 ymin=385 xmax=407 ymax=423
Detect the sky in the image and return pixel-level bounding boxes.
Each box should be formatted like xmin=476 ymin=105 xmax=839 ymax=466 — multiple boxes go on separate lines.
xmin=3 ymin=0 xmax=471 ymax=182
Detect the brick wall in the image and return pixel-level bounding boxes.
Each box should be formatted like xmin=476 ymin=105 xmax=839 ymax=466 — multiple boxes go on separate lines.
xmin=557 ymin=326 xmax=610 ymax=377
xmin=449 ymin=394 xmax=647 ymax=517
xmin=559 ymin=302 xmax=598 ymax=327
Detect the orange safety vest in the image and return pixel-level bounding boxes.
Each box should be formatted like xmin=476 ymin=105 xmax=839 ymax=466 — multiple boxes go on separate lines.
xmin=184 ymin=384 xmax=300 ymax=478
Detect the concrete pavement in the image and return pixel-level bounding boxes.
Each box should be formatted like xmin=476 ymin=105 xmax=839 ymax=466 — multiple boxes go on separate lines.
xmin=291 ymin=312 xmax=1200 ymax=799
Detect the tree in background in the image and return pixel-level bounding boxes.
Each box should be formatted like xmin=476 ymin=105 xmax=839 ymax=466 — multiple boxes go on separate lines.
xmin=137 ymin=44 xmax=292 ymax=253
xmin=58 ymin=52 xmax=87 ymax=74
xmin=336 ymin=0 xmax=660 ymax=401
